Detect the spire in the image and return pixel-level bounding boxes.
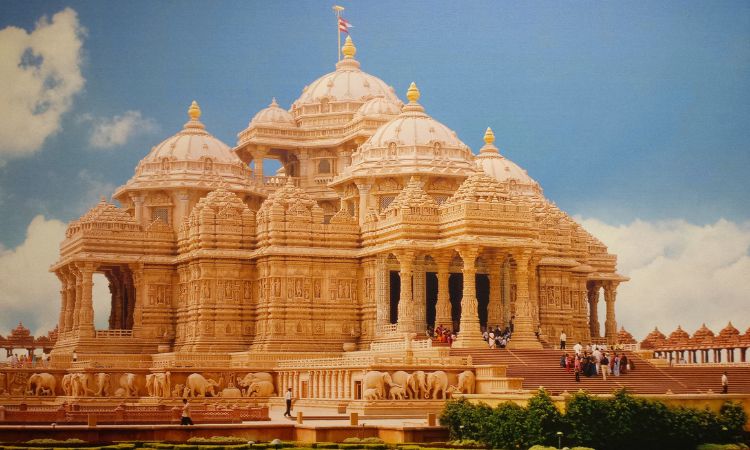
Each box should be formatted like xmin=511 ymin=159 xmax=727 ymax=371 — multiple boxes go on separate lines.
xmin=484 ymin=127 xmax=495 ymax=145
xmin=188 ymin=100 xmax=201 ymax=120
xmin=342 ymin=35 xmax=356 ymax=59
xmin=478 ymin=126 xmax=501 ymax=156
xmin=406 ymin=82 xmax=420 ymax=103
xmin=270 ymin=97 xmax=279 ymax=108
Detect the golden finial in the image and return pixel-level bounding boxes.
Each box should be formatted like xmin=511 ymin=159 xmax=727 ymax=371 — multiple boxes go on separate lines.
xmin=342 ymin=35 xmax=356 ymax=59
xmin=406 ymin=82 xmax=420 ymax=103
xmin=484 ymin=127 xmax=495 ymax=145
xmin=188 ymin=100 xmax=201 ymax=120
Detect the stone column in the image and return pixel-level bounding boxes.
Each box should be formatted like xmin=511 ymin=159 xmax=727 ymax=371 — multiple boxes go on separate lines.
xmin=173 ymin=191 xmax=190 ymax=230
xmin=587 ymin=282 xmax=601 ymax=339
xmin=502 ymin=260 xmax=512 ymax=326
xmin=487 ymin=259 xmax=502 ymax=329
xmin=64 ymin=269 xmax=76 ymax=333
xmin=131 ymin=195 xmax=145 ymax=225
xmin=395 ymin=250 xmax=417 ymax=334
xmin=413 ymin=258 xmax=426 ymax=334
xmin=356 ymin=182 xmax=372 ymax=225
xmin=293 ymin=371 xmax=300 ymax=396
xmin=297 ymin=149 xmax=311 ymax=186
xmin=375 ymin=254 xmax=390 ymax=331
xmin=311 ymin=371 xmax=318 ymax=398
xmin=603 ymin=281 xmax=618 ymax=344
xmin=337 ymin=371 xmax=344 ymax=399
xmin=344 ymin=370 xmax=351 ymax=399
xmin=434 ymin=252 xmax=452 ymax=330
xmin=55 ymin=271 xmax=68 ymax=334
xmin=77 ymin=263 xmax=96 ymax=338
xmin=507 ymin=251 xmax=542 ymax=349
xmin=71 ymin=266 xmax=82 ymax=331
xmin=453 ymin=246 xmax=485 ymax=348
xmin=251 ymin=147 xmax=269 ymax=181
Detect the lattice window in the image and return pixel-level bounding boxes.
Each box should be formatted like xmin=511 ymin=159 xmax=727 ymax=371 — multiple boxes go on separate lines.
xmin=318 ymin=159 xmax=331 ymax=174
xmin=152 ymin=207 xmax=169 ymax=224
xmin=433 ymin=195 xmax=449 ymax=205
xmin=380 ymin=196 xmax=395 ymax=211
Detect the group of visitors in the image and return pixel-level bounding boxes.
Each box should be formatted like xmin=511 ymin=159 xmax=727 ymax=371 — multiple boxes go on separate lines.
xmin=7 ymin=353 xmax=48 ymax=368
xmin=559 ymin=335 xmax=635 ymax=382
xmin=482 ymin=323 xmax=514 ymax=349
xmin=430 ymin=325 xmax=457 ymax=344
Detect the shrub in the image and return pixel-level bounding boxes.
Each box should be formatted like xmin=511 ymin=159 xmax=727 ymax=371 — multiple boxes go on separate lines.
xmin=525 ymin=388 xmax=563 ymax=447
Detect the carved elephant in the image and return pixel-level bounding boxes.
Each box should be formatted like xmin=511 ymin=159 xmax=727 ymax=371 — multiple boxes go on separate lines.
xmin=153 ymin=372 xmax=171 ymax=398
xmin=238 ymin=372 xmax=273 ymax=390
xmin=391 ymin=371 xmax=413 ymax=399
xmin=118 ymin=373 xmax=139 ymax=397
xmin=27 ymin=373 xmax=56 ymax=396
xmin=456 ymin=370 xmax=475 ymax=394
xmin=247 ymin=380 xmax=275 ymax=397
xmin=186 ymin=373 xmax=218 ymax=397
xmin=145 ymin=373 xmax=156 ymax=397
xmin=71 ymin=373 xmax=92 ymax=397
xmin=363 ymin=370 xmax=393 ymax=400
xmin=409 ymin=371 xmax=428 ymax=399
xmin=93 ymin=372 xmax=110 ymax=397
xmin=363 ymin=388 xmax=380 ymax=401
xmin=388 ymin=384 xmax=406 ymax=400
xmin=61 ymin=373 xmax=73 ymax=396
xmin=172 ymin=383 xmax=185 ymax=398
xmin=426 ymin=370 xmax=449 ymax=399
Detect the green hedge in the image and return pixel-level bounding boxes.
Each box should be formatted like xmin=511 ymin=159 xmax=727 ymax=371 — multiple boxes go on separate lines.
xmin=439 ymin=388 xmax=747 ymax=450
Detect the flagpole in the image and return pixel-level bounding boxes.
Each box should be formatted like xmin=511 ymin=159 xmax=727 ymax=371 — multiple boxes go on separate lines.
xmin=333 ymin=5 xmax=344 ymax=61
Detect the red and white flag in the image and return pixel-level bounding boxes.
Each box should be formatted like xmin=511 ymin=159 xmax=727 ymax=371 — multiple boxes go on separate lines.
xmin=338 ymin=17 xmax=352 ymax=33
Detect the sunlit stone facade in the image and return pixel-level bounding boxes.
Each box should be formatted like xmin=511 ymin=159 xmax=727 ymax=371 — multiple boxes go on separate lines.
xmin=50 ymin=36 xmax=627 ymax=360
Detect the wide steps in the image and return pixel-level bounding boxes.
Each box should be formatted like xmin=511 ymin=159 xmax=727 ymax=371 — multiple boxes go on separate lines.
xmin=451 ymin=348 xmax=746 ymax=395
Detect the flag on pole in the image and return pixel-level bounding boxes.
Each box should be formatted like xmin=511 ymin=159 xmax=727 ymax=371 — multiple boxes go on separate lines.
xmin=338 ymin=17 xmax=352 ymax=33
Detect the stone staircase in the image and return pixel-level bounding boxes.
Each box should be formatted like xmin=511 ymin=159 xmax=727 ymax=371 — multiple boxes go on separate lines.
xmin=451 ymin=348 xmax=749 ymax=395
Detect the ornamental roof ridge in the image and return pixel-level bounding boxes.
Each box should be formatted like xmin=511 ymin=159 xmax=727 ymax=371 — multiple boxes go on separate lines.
xmin=443 ymin=171 xmax=509 ymax=205
xmin=78 ymin=198 xmax=139 ymax=225
xmin=258 ymin=177 xmax=318 ymax=213
xmin=383 ymin=176 xmax=437 ymax=214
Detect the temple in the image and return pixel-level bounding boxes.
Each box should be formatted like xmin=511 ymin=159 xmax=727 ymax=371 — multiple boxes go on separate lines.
xmin=49 ymin=36 xmax=627 ymax=361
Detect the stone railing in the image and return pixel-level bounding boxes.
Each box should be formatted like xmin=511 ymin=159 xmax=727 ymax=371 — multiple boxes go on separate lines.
xmin=95 ymin=329 xmax=133 ymax=338
xmin=263 ymin=176 xmax=301 ymax=187
xmin=370 ymin=339 xmax=433 ymax=352
xmin=0 ymin=403 xmax=269 ymax=424
xmin=152 ymin=353 xmax=230 ymax=369
xmin=71 ymin=354 xmax=152 ymax=370
xmin=376 ymin=323 xmax=398 ymax=334
xmin=314 ymin=176 xmax=334 ymax=185
xmin=277 ymin=355 xmax=375 ymax=369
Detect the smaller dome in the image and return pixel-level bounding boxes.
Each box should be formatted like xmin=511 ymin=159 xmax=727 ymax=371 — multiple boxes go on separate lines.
xmin=667 ymin=325 xmax=690 ymax=342
xmin=142 ymin=101 xmax=240 ymax=164
xmin=249 ymin=98 xmax=296 ymax=128
xmin=356 ymin=97 xmax=402 ymax=118
xmin=475 ymin=127 xmax=539 ymax=193
xmin=639 ymin=327 xmax=666 ymax=349
xmin=692 ymin=323 xmax=715 ymax=342
xmin=617 ymin=326 xmax=637 ymax=344
xmin=719 ymin=321 xmax=740 ymax=338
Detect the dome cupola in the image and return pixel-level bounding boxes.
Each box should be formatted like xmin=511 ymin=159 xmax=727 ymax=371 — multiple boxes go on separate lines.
xmin=475 ymin=127 xmax=540 ymax=195
xmin=249 ymin=98 xmax=296 ymax=128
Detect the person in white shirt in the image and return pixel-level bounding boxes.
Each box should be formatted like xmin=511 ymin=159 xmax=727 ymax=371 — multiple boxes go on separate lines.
xmin=284 ymin=387 xmax=294 ymax=417
xmin=722 ymin=372 xmax=729 ymax=394
xmin=559 ymin=331 xmax=567 ymax=349
xmin=573 ymin=342 xmax=583 ymax=356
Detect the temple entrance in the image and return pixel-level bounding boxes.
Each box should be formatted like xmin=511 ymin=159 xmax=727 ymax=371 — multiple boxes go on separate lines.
xmin=425 ymin=272 xmax=438 ymax=328
xmin=99 ymin=265 xmax=136 ymax=331
xmin=389 ymin=271 xmax=400 ymax=324
xmin=92 ymin=273 xmax=111 ymax=329
xmin=449 ymin=273 xmax=463 ymax=332
xmin=476 ymin=274 xmax=489 ymax=329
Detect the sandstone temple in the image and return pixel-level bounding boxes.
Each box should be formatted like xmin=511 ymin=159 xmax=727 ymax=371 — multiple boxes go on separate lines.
xmin=0 ymin=36 xmax=650 ymax=416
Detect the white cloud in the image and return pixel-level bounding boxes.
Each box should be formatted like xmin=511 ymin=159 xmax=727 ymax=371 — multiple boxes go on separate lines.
xmin=0 ymin=215 xmax=111 ymax=339
xmin=76 ymin=169 xmax=116 ymax=212
xmin=87 ymin=110 xmax=158 ymax=149
xmin=0 ymin=8 xmax=85 ymax=158
xmin=579 ymin=217 xmax=750 ymax=341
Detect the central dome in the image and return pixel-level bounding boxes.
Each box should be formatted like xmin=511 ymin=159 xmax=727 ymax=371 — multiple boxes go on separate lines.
xmin=292 ymin=36 xmax=400 ymax=108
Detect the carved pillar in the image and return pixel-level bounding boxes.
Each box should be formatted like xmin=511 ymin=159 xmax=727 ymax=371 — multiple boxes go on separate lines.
xmin=356 ymin=182 xmax=372 ymax=224
xmin=434 ymin=252 xmax=452 ymax=330
xmin=173 ymin=190 xmax=190 ymax=230
xmin=130 ymin=264 xmax=145 ymax=334
xmin=587 ymin=282 xmax=601 ymax=339
xmin=344 ymin=370 xmax=351 ymax=399
xmin=337 ymin=371 xmax=344 ymax=399
xmin=77 ymin=263 xmax=96 ymax=338
xmin=297 ymin=149 xmax=311 ymax=186
xmin=252 ymin=146 xmax=269 ymax=180
xmin=502 ymin=259 xmax=512 ymax=326
xmin=507 ymin=250 xmax=542 ymax=349
xmin=311 ymin=371 xmax=317 ymax=398
xmin=395 ymin=250 xmax=417 ymax=334
xmin=453 ymin=246 xmax=485 ymax=348
xmin=487 ymin=259 xmax=502 ymax=329
xmin=64 ymin=268 xmax=76 ymax=333
xmin=375 ymin=254 xmax=390 ymax=331
xmin=55 ymin=271 xmax=67 ymax=334
xmin=413 ymin=258 xmax=426 ymax=334
xmin=603 ymin=281 xmax=618 ymax=344
xmin=131 ymin=195 xmax=145 ymax=225
xmin=72 ymin=266 xmax=82 ymax=332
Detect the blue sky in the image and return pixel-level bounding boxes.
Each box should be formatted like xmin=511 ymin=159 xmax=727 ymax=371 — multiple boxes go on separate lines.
xmin=0 ymin=1 xmax=748 ymax=340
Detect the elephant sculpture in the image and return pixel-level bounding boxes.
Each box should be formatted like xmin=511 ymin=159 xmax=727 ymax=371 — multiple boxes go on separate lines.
xmin=363 ymin=388 xmax=380 ymax=401
xmin=71 ymin=373 xmax=92 ymax=397
xmin=61 ymin=373 xmax=73 ymax=396
xmin=409 ymin=371 xmax=428 ymax=399
xmin=456 ymin=370 xmax=476 ymax=394
xmin=145 ymin=374 xmax=155 ymax=397
xmin=118 ymin=373 xmax=139 ymax=397
xmin=391 ymin=371 xmax=413 ymax=399
xmin=186 ymin=373 xmax=219 ymax=397
xmin=27 ymin=373 xmax=56 ymax=396
xmin=153 ymin=372 xmax=171 ymax=397
xmin=172 ymin=383 xmax=185 ymax=398
xmin=388 ymin=385 xmax=406 ymax=400
xmin=93 ymin=372 xmax=111 ymax=397
xmin=426 ymin=370 xmax=449 ymax=399
xmin=247 ymin=380 xmax=275 ymax=397
xmin=363 ymin=370 xmax=393 ymax=400
xmin=238 ymin=372 xmax=273 ymax=394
